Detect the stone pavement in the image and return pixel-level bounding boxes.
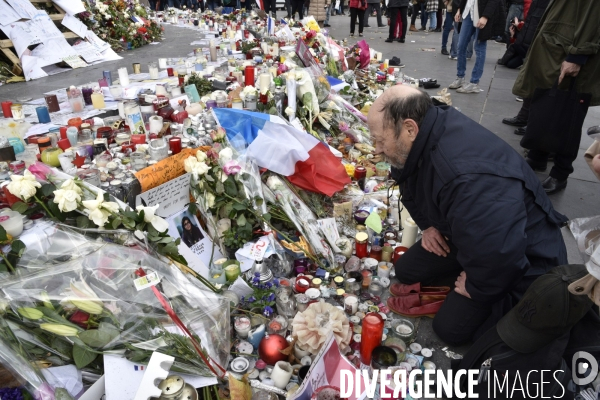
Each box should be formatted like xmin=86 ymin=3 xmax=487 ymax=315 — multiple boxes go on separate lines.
xmin=0 ymin=14 xmax=598 ymax=371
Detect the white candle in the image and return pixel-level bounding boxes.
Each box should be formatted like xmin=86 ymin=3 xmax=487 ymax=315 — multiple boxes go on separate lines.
xmin=117 ymin=67 xmax=130 ymax=86
xmin=149 ymin=116 xmax=163 ymax=134
xmin=344 ymin=295 xmax=358 ymax=315
xmin=229 ymin=29 xmax=235 ymax=39
xmin=234 ymin=316 xmax=251 ymax=338
xmin=259 ymin=73 xmax=271 ymax=95
xmin=401 ymin=217 xmax=418 ymax=248
xmin=399 ymin=200 xmax=411 ymax=225
xmin=377 ymin=262 xmax=391 ymax=278
xmin=270 ymin=362 xmax=293 ymax=389
xmin=170 ymin=87 xmax=182 ymax=97
xmin=118 ymin=101 xmax=126 ymax=118
xmin=149 ymin=64 xmax=159 ymax=80
xmin=158 ymin=58 xmax=168 ymax=69
xmin=209 ymin=40 xmax=217 ymax=62
xmin=155 ymin=84 xmax=168 ymax=96
xmin=271 ymin=42 xmax=279 ymax=57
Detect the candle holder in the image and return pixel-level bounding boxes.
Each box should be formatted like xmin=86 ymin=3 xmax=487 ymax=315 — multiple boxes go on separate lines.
xmin=223 ymin=259 xmax=241 ymax=282
xmin=371 ymin=346 xmax=397 ymax=369
xmin=391 ymin=318 xmax=415 ymax=342
xmin=275 ymin=286 xmax=296 ymax=318
xmin=148 ymin=138 xmax=169 ymax=161
xmin=360 ymin=313 xmax=384 ymax=365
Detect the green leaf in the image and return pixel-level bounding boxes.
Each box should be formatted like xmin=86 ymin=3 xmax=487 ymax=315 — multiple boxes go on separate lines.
xmin=123 ymin=218 xmax=136 ymax=230
xmin=111 ymin=218 xmax=122 ymax=230
xmin=73 ymin=344 xmax=98 ymax=369
xmin=78 ymin=329 xmax=117 ymax=348
xmin=76 ymin=216 xmax=90 ymax=228
xmin=11 ymin=201 xmax=29 ymax=214
xmin=41 ymin=183 xmax=56 ymax=197
xmin=254 ymin=197 xmax=264 ymax=207
xmin=215 ymin=181 xmax=224 ymax=194
xmin=47 ymin=202 xmax=66 ymax=222
xmin=36 ymin=307 xmax=81 ymax=330
xmin=149 ymin=235 xmax=162 ymax=242
xmin=232 ymin=202 xmax=247 ymax=211
xmin=135 ymin=222 xmax=147 ymax=231
xmin=224 ymin=176 xmax=238 ymax=197
xmin=159 ymin=237 xmax=173 ymax=244
xmin=0 ymin=225 xmax=7 ymax=241
xmin=302 ymin=92 xmax=314 ymax=112
xmin=10 ymin=240 xmax=25 ymax=257
xmin=174 ymin=238 xmax=181 ymax=246
xmin=262 ymin=213 xmax=272 ymax=222
xmin=147 ymin=223 xmax=157 ymax=236
xmin=122 ymin=210 xmax=140 ymax=222
xmin=188 ymin=202 xmax=198 ymax=215
xmin=0 ymin=263 xmax=8 ymax=272
xmin=204 ymin=174 xmax=215 ymax=182
xmin=237 ymin=214 xmax=247 ymax=227
xmin=220 ymin=203 xmax=233 ymax=219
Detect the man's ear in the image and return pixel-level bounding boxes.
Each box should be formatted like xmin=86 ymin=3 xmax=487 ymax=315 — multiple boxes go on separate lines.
xmin=404 ymin=119 xmax=420 ymax=142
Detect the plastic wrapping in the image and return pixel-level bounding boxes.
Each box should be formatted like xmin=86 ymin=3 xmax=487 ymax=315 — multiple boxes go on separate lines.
xmin=1 ymin=226 xmax=230 ymax=378
xmin=569 ymin=216 xmax=600 ymax=262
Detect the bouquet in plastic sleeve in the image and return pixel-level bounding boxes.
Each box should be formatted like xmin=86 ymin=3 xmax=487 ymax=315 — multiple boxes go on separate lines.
xmin=1 ymin=236 xmax=230 ymax=378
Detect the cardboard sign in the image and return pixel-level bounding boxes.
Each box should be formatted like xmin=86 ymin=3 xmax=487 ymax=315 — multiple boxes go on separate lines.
xmin=134 ymin=148 xmax=196 ymax=192
xmin=136 ymin=173 xmax=191 ymax=218
xmin=295 ymin=39 xmax=323 ymax=76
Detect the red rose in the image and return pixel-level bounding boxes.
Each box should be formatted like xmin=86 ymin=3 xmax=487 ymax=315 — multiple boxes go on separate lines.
xmin=69 ymin=310 xmax=90 ymax=329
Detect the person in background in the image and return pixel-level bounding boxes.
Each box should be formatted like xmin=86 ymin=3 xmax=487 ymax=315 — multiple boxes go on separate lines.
xmin=448 ymin=0 xmax=504 ymax=93
xmin=291 ymin=0 xmax=304 ymax=18
xmin=435 ymin=0 xmax=443 ymax=32
xmin=440 ymin=0 xmax=456 ymax=54
xmin=338 ymin=0 xmax=346 ymax=14
xmin=511 ymin=0 xmax=600 ymax=194
xmin=409 ymin=0 xmax=427 ymax=31
xmin=425 ymin=0 xmax=438 ymax=32
xmin=265 ymin=0 xmax=277 ymax=17
xmin=385 ymin=0 xmax=408 ymax=42
xmin=206 ymin=0 xmax=217 ymax=10
xmin=349 ymin=0 xmax=368 ymax=36
xmin=309 ymin=0 xmax=330 ymax=26
xmin=364 ymin=0 xmax=386 ymax=28
xmin=497 ymin=0 xmax=526 ymax=44
xmin=284 ymin=0 xmax=292 ymax=17
xmin=324 ymin=1 xmax=333 ymax=26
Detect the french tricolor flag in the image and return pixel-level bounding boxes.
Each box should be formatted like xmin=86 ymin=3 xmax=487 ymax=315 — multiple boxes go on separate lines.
xmin=267 ymin=16 xmax=275 ymax=35
xmin=213 ymin=109 xmax=350 ymax=197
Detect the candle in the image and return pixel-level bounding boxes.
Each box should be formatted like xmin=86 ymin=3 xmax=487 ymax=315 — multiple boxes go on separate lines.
xmin=170 ymin=87 xmax=182 ymax=97
xmin=258 ymin=73 xmax=271 ymax=95
xmin=103 ymin=70 xmax=112 ymax=86
xmin=360 ymin=313 xmax=384 ymax=365
xmin=167 ymin=67 xmax=174 ymax=77
xmin=399 ymin=200 xmax=411 ymax=225
xmin=209 ymin=40 xmax=217 ymax=62
xmin=377 ymin=262 xmax=392 ymax=278
xmin=234 ymin=316 xmax=252 ymax=338
xmin=36 ymin=106 xmax=51 ymax=123
xmin=132 ymin=63 xmax=141 ymax=74
xmin=158 ymin=58 xmax=168 ymax=69
xmin=117 ymin=67 xmax=130 ymax=86
xmin=361 ymin=270 xmax=373 ymax=291
xmin=344 ymin=294 xmax=358 ymax=314
xmin=169 ymin=137 xmax=182 ymax=154
xmin=355 ymin=232 xmax=369 ymax=259
xmin=271 ymin=361 xmax=293 ymax=389
xmin=91 ymin=93 xmax=105 ymax=109
xmin=148 ymin=62 xmax=159 ymax=79
xmin=1 ymin=101 xmax=12 ymax=118
xmin=401 ymin=217 xmax=418 ymax=248
xmin=10 ymin=104 xmax=23 ymax=120
xmin=245 ymin=66 xmax=255 ymax=87
xmin=44 ymin=95 xmax=60 ymax=112
xmin=369 ymin=245 xmax=382 ymax=261
xmin=109 ymin=85 xmax=122 ymax=99
xmin=224 ymin=261 xmax=241 ymax=282
xmin=295 ymin=276 xmax=310 ymax=294
xmin=381 ymin=246 xmax=393 ymax=262
xmin=148 ymin=116 xmax=163 ymax=134
xmin=82 ymin=87 xmax=93 ymax=105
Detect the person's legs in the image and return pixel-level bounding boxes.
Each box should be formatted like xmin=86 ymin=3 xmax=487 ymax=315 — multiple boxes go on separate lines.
xmin=549 ymin=105 xmax=590 ymax=181
xmin=516 ymin=97 xmax=531 ymax=121
xmin=399 ymin=6 xmax=407 ymax=39
xmin=450 ymin=19 xmax=460 ymax=57
xmin=436 ymin=7 xmax=442 ymax=29
xmin=420 ymin=2 xmax=426 ymax=28
xmin=441 ymin=10 xmax=453 ymax=50
xmin=339 ymin=0 xmax=345 ymax=14
xmin=469 ymin=28 xmax=487 ymax=84
xmin=505 ymin=56 xmax=523 ymax=69
xmin=284 ymin=0 xmax=291 ymax=17
xmin=428 ymin=10 xmax=436 ymax=30
xmin=387 ymin=6 xmax=398 ymax=39
xmin=410 ymin=5 xmax=418 ymax=26
xmin=358 ymin=9 xmax=365 ymax=33
xmin=350 ymin=7 xmax=358 ymax=33
xmin=324 ymin=3 xmax=332 ymax=25
xmin=363 ymin=4 xmax=372 ymax=26
xmin=466 ymin=33 xmax=474 ymax=58
xmin=395 ymin=240 xmax=462 ymax=286
xmin=456 ymin=14 xmax=475 ymax=79
xmin=374 ymin=3 xmax=383 ymax=26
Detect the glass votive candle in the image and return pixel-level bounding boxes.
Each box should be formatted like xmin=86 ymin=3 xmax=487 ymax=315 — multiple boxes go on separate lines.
xmin=223 ymin=260 xmax=241 ymax=282
xmin=76 ymin=168 xmax=101 ymax=187
xmin=115 ymin=133 xmax=131 ymax=145
xmin=344 ymin=278 xmax=360 ymax=295
xmin=95 ymin=153 xmax=112 ymax=168
xmin=381 ymin=246 xmax=394 ymax=263
xmin=234 ymin=316 xmax=252 ymax=338
xmin=148 ymin=138 xmax=168 ymax=161
xmin=167 ymin=67 xmax=174 ymax=77
xmin=169 ymin=137 xmax=182 ymax=154
xmin=344 ymin=294 xmax=358 ymax=315
xmin=368 ymin=276 xmax=384 ymax=297
xmin=369 ymin=245 xmax=383 ymax=261
xmin=377 ymin=262 xmax=392 ymax=278
xmin=361 ymin=270 xmax=373 ymax=292
xmin=392 ymin=319 xmax=415 ymax=342
xmin=294 ymin=276 xmax=310 ymax=294
xmin=10 ymin=104 xmax=23 ymax=120
xmin=130 ymin=152 xmax=147 ymax=171
xmin=267 ymin=315 xmax=288 ymax=336
xmin=109 ymin=85 xmax=122 ymax=99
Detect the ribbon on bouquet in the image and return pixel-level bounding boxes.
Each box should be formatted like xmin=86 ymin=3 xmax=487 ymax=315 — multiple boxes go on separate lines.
xmin=135 ymin=267 xmax=226 ymax=378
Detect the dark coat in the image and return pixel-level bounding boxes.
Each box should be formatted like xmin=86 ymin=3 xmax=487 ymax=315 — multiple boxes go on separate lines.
xmin=458 ymin=0 xmax=505 ymax=41
xmin=513 ymin=0 xmax=550 ymax=51
xmin=388 ymin=0 xmax=409 ymax=8
xmin=513 ymin=0 xmax=600 ymax=106
xmin=392 ymin=106 xmax=568 ymax=303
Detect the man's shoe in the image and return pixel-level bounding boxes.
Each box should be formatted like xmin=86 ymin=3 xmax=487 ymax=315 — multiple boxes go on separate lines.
xmin=541 ymin=176 xmax=567 ymax=194
xmin=502 ymin=116 xmax=527 ymax=127
xmin=456 ymin=83 xmax=481 ymax=93
xmin=419 ymin=26 xmax=427 ymax=30
xmin=449 ymin=55 xmax=457 ymax=60
xmin=448 ymin=77 xmax=464 ymax=89
xmin=364 ymin=24 xmax=371 ymax=27
xmin=324 ymin=23 xmax=331 ymax=27
xmin=441 ymin=48 xmax=449 ymax=55
xmin=397 ymin=38 xmax=405 ymax=43
xmin=390 ymin=282 xmax=451 ymax=297
xmin=516 ymin=96 xmax=523 ymax=102
xmin=387 ymin=293 xmax=447 ymax=318
xmin=514 ymin=126 xmax=526 ymax=136
xmin=434 ymin=27 xmax=441 ymax=32
xmin=409 ymin=24 xmax=417 ymax=31
xmin=378 ymin=24 xmax=386 ymax=27
xmin=385 ymin=37 xmax=394 ymax=42
xmin=526 ymin=158 xmax=547 ymax=172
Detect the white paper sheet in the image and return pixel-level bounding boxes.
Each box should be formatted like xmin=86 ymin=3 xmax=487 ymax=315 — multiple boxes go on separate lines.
xmin=31 ymin=37 xmax=79 ymax=66
xmin=0 ymin=0 xmax=20 ymax=25
xmin=5 ymin=0 xmax=37 ymax=19
xmin=25 ymin=123 xmax=59 ymax=137
xmin=135 ymin=174 xmax=191 ymax=218
xmin=7 ymin=24 xmax=35 ymax=57
xmin=52 ymin=0 xmax=86 ymax=15
xmin=21 ymin=55 xmax=48 ymax=81
xmin=86 ymin=30 xmax=110 ymax=53
xmin=41 ymin=365 xmax=84 ymax=398
xmin=72 ymin=41 xmax=104 ymax=62
xmin=61 ymin=13 xmax=87 ymax=37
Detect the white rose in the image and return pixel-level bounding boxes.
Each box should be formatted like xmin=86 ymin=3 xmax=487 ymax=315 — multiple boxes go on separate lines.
xmin=136 ymin=204 xmax=169 ymax=232
xmin=196 ymin=150 xmax=207 ymax=162
xmin=60 ymin=179 xmax=82 ymax=194
xmin=204 ymin=192 xmax=216 ymax=209
xmin=193 ymin=161 xmax=210 ymax=177
xmin=7 ymin=170 xmax=41 ymax=201
xmin=53 ymin=189 xmax=81 ymax=213
xmin=184 ymin=156 xmax=198 ymax=173
xmin=82 ymin=191 xmax=120 ymax=227
xmin=88 ymin=207 xmax=110 ymax=227
xmin=219 ymin=148 xmax=233 ymax=163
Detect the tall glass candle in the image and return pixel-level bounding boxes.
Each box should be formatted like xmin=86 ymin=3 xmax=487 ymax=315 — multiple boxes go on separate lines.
xmin=43 ymin=94 xmax=60 ymax=113
xmin=36 ymin=106 xmax=51 ymax=123
xmin=91 ymin=93 xmax=105 ymax=109
xmin=132 ymin=63 xmax=141 ymax=74
xmin=103 ymin=70 xmax=112 ymax=86
xmin=245 ymin=66 xmax=255 ymax=87
xmin=117 ymin=67 xmax=130 ymax=86
xmin=355 ymin=232 xmax=369 ymax=259
xmin=169 ymin=137 xmax=182 ymax=154
xmin=82 ymin=87 xmax=93 ymax=105
xmin=401 ymin=217 xmax=418 ymax=248
xmin=10 ymin=104 xmax=23 ymax=120
xmin=1 ymin=101 xmax=12 ymax=118
xmin=148 ymin=62 xmax=159 ymax=79
xmin=360 ymin=313 xmax=384 ymax=365
xmin=158 ymin=58 xmax=168 ymax=69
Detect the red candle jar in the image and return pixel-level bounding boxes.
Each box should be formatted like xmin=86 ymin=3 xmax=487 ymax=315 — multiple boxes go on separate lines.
xmin=1 ymin=182 xmax=21 ymax=207
xmin=96 ymin=126 xmax=113 ymax=142
xmin=369 ymin=245 xmax=382 ymax=261
xmin=1 ymin=101 xmax=12 ymax=118
xmin=178 ymin=76 xmax=185 ymax=86
xmin=131 ymin=134 xmax=146 ymax=145
xmin=355 ymin=232 xmax=369 ymax=259
xmin=59 ymin=126 xmax=68 ymax=140
xmin=354 ymin=166 xmax=367 ymax=181
xmin=169 ymin=137 xmax=182 ymax=154
xmin=360 ymin=313 xmax=384 ymax=365
xmin=67 ymin=117 xmax=83 ymax=130
xmin=121 ymin=142 xmax=136 ymax=153
xmin=244 ymin=66 xmax=255 ymax=87
xmin=393 ymin=246 xmax=409 ymax=263
xmin=170 ymin=110 xmax=188 ymax=124
xmin=295 ymin=276 xmax=310 ymax=294
xmin=167 ymin=67 xmax=174 ymax=77
xmin=149 ymin=133 xmax=158 ymax=140
xmin=57 ymin=138 xmax=71 ymax=151
xmin=361 ymin=270 xmax=372 ymax=292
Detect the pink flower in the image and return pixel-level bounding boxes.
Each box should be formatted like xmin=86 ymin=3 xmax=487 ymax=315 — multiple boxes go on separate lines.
xmin=28 ymin=162 xmax=52 ymax=182
xmin=338 ymin=121 xmax=350 ymax=132
xmin=223 ymin=160 xmax=241 ymax=175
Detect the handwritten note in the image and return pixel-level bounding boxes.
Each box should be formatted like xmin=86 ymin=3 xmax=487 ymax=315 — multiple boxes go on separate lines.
xmin=61 ymin=14 xmax=87 ymax=37
xmin=135 ymin=173 xmax=191 ymax=218
xmin=134 ymin=148 xmax=197 ymax=192
xmin=295 ymin=39 xmax=323 ymax=76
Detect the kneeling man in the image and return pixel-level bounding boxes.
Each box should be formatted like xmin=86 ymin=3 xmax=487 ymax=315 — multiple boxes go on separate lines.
xmin=368 ymin=85 xmax=567 ymax=345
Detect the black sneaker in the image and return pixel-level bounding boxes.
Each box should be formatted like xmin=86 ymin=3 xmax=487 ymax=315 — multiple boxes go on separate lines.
xmin=364 ymin=25 xmax=371 ymax=27
xmin=441 ymin=48 xmax=449 ymax=55
xmin=378 ymin=24 xmax=386 ymax=27
xmin=385 ymin=38 xmax=394 ymax=42
xmin=397 ymin=38 xmax=405 ymax=43
xmin=324 ymin=23 xmax=331 ymax=27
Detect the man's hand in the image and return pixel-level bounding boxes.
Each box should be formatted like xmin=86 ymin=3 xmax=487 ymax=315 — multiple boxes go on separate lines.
xmin=421 ymin=227 xmax=450 ymax=257
xmin=476 ymin=16 xmax=488 ymax=29
xmin=454 ymin=271 xmax=471 ymax=298
xmin=454 ymin=9 xmax=461 ymax=22
xmin=558 ymin=61 xmax=581 ymax=84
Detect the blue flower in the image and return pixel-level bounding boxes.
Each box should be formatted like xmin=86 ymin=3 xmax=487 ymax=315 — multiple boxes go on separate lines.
xmin=248 ymin=296 xmax=256 ymax=303
xmin=267 ymin=293 xmax=276 ymax=302
xmin=254 ymin=272 xmax=261 ymax=277
xmin=263 ymin=306 xmax=274 ymax=317
xmin=252 ymin=277 xmax=260 ymax=285
xmin=265 ymin=282 xmax=273 ymax=289
xmin=273 ymin=279 xmax=280 ymax=288
xmin=241 ymin=296 xmax=245 ymax=302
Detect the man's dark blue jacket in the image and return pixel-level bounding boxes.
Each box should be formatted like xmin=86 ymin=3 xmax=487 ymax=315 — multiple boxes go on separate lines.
xmin=391 ymin=105 xmax=568 ymax=303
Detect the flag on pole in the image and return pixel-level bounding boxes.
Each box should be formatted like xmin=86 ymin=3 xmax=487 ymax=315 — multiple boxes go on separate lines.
xmin=280 ymin=18 xmax=287 ymax=24
xmin=267 ymin=16 xmax=275 ymax=35
xmin=213 ymin=108 xmax=350 ymax=197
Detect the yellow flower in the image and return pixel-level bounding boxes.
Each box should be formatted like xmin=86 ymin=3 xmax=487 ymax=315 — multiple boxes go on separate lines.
xmin=40 ymin=323 xmax=79 ymax=337
xmin=345 ymin=164 xmax=355 ymax=177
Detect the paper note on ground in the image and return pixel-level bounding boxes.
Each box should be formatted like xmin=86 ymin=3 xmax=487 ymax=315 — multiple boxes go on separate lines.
xmin=134 ymin=148 xmax=196 ymax=192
